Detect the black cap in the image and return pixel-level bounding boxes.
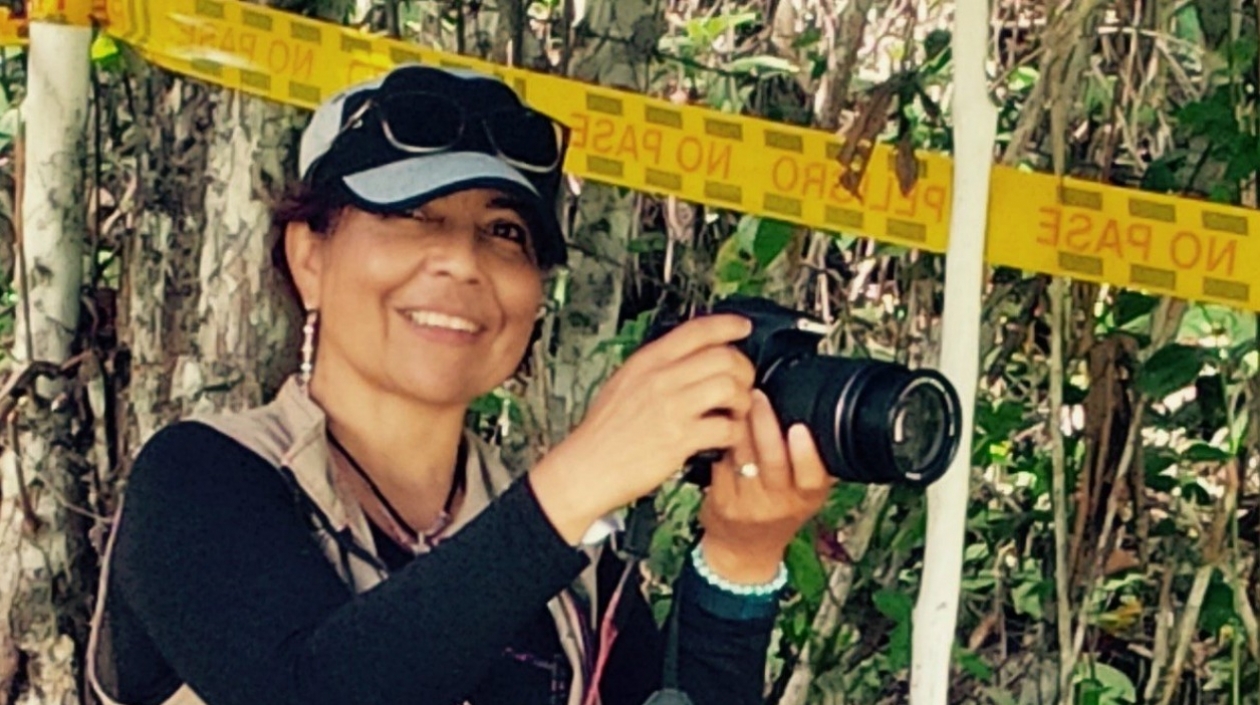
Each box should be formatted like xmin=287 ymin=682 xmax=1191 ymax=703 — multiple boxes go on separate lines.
xmin=299 ymin=65 xmax=567 ymax=268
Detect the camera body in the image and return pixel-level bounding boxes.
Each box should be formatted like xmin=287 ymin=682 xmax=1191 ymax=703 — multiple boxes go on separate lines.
xmin=649 ymin=296 xmax=962 ymax=486
xmin=708 ymin=295 xmax=828 ymax=382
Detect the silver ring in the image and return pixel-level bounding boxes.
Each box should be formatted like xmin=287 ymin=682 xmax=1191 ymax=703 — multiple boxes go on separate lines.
xmin=737 ymin=462 xmax=760 ymax=479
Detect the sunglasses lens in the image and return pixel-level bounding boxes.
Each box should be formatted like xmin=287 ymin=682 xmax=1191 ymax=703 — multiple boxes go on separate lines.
xmin=484 ymin=110 xmax=562 ymax=169
xmin=378 ymin=92 xmax=463 ymax=150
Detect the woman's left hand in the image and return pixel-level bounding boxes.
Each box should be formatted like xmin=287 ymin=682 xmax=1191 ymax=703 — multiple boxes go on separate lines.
xmin=697 ymin=389 xmax=836 ymax=584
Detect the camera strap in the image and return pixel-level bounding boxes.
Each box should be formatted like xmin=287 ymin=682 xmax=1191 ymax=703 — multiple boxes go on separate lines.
xmin=660 ymin=551 xmax=684 ymax=690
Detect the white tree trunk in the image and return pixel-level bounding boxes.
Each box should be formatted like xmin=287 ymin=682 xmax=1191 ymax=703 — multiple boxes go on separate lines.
xmin=122 ymin=84 xmax=300 ymax=448
xmin=188 ymin=91 xmax=299 ymax=413
xmin=0 ymin=20 xmax=91 ymax=705
xmin=908 ymin=1 xmax=996 ymax=703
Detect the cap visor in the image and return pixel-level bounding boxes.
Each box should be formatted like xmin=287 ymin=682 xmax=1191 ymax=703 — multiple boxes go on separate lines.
xmin=341 ymin=151 xmax=566 ymax=267
xmin=341 ymin=152 xmax=539 ymax=210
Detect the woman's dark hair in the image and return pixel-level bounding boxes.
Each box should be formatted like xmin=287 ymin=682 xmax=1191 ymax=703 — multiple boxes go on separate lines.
xmin=269 ymin=180 xmax=355 ymax=308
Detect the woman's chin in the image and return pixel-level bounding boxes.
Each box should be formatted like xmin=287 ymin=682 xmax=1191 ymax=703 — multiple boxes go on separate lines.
xmin=390 ymin=371 xmax=494 ymax=410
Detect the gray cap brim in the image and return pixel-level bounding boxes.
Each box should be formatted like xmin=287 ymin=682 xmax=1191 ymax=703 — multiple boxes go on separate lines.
xmin=341 ymin=152 xmax=566 ymax=267
xmin=342 ymin=151 xmax=540 ymax=207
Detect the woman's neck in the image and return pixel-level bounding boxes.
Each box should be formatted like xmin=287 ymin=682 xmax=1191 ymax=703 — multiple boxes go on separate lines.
xmin=308 ymin=365 xmax=468 ymax=532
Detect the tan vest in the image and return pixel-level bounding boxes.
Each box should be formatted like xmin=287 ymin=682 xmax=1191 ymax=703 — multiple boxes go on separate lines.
xmin=87 ymin=377 xmax=601 ymax=705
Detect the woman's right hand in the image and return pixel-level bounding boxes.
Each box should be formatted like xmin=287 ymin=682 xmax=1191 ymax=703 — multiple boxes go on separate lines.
xmin=529 ymin=314 xmax=756 ymax=544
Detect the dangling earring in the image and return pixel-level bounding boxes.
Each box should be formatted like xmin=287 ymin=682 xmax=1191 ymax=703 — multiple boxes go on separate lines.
xmin=300 ymin=309 xmax=318 ymax=389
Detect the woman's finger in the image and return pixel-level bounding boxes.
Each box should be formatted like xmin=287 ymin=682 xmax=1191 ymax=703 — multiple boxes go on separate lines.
xmin=709 ymin=451 xmax=744 ymax=504
xmin=665 ymin=344 xmax=756 ymax=394
xmin=677 ymin=372 xmax=754 ymax=422
xmin=690 ymin=415 xmax=743 ymax=457
xmin=787 ymin=424 xmax=832 ymax=492
xmin=638 ymin=314 xmax=752 ymax=365
xmin=729 ymin=404 xmax=767 ymax=496
xmin=747 ymin=391 xmax=791 ymax=493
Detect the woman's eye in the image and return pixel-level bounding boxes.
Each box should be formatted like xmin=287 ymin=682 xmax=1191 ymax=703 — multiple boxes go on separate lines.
xmin=488 ymin=221 xmax=529 ymax=245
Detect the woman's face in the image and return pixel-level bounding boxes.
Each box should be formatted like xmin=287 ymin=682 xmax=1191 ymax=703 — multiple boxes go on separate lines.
xmin=287 ymin=188 xmax=545 ymax=410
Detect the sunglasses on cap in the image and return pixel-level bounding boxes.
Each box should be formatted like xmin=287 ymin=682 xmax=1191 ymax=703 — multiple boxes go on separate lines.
xmin=334 ymin=90 xmax=570 ymax=174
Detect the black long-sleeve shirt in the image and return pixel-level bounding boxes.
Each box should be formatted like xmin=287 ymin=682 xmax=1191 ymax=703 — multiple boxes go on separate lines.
xmin=101 ymin=422 xmax=774 ymax=705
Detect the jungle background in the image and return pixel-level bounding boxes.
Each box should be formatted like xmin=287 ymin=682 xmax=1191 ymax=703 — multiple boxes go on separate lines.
xmin=0 ymin=0 xmax=1255 ymax=704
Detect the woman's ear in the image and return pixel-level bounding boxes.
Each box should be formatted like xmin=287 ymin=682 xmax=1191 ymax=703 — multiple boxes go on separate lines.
xmin=284 ymin=221 xmax=325 ymax=310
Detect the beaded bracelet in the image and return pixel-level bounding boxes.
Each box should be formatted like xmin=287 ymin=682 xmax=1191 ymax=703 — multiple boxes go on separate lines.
xmin=689 ymin=544 xmax=788 ymax=599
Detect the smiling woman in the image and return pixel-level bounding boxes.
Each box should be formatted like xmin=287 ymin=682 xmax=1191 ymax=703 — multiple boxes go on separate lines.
xmin=287 ymin=189 xmax=545 ymax=412
xmin=85 ymin=64 xmax=835 ymax=705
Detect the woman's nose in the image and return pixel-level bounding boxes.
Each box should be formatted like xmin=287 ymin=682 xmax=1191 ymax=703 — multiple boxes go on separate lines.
xmin=423 ymin=227 xmax=482 ymax=282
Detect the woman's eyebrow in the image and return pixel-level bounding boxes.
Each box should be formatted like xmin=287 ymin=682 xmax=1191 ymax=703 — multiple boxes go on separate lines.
xmin=485 ymin=196 xmax=531 ymax=215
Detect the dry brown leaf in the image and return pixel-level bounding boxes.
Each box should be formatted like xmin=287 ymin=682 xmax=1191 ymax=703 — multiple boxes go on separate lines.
xmin=968 ymin=611 xmax=1001 ymax=650
xmin=835 ymin=82 xmax=898 ymax=200
xmin=1103 ymin=548 xmax=1141 ymax=576
xmin=895 ymin=129 xmax=919 ymax=196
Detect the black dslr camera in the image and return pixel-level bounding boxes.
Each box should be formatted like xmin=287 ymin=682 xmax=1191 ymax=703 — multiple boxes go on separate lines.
xmin=648 ymin=296 xmax=963 ymax=486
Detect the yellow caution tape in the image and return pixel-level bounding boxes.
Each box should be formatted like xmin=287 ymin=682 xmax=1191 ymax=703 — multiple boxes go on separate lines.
xmin=2 ymin=0 xmax=1258 ymax=312
xmin=27 ymin=0 xmax=101 ymax=25
xmin=989 ymin=168 xmax=1257 ymax=311
xmin=0 ymin=9 xmax=26 ymax=44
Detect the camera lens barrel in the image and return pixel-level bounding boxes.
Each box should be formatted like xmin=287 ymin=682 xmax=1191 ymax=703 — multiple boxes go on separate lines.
xmin=759 ymin=356 xmax=962 ymax=486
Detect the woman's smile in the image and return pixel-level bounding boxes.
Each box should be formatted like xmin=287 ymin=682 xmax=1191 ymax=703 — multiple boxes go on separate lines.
xmin=399 ymin=307 xmax=486 ymax=345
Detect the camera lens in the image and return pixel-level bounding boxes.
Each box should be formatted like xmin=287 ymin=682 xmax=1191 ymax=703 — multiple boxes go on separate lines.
xmin=759 ymin=356 xmax=961 ymax=486
xmin=888 ymin=377 xmax=954 ymax=482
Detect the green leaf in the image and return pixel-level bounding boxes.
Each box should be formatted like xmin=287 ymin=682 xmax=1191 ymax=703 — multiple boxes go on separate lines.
xmin=1224 ymin=36 xmax=1259 ymax=67
xmin=923 ymin=29 xmax=951 ymax=62
xmin=1144 ymin=445 xmax=1179 ymax=476
xmin=628 ymin=232 xmax=667 ymax=254
xmin=1179 ymin=304 xmax=1258 ymax=344
xmin=651 ymin=596 xmax=673 ymax=624
xmin=1176 ymin=91 xmax=1237 ymax=140
xmin=0 ymin=107 xmax=18 ymax=145
xmin=954 ymin=645 xmax=994 ymax=681
xmin=1089 ymin=663 xmax=1137 ymax=704
xmin=1139 ymin=156 xmax=1183 ymax=193
xmin=1182 ymin=442 xmax=1231 ymax=462
xmin=819 ymin=482 xmax=866 ymax=526
xmin=467 ymin=392 xmax=500 ymax=418
xmin=791 ymin=26 xmax=822 ymax=49
xmin=873 ymin=588 xmax=914 ymax=623
xmin=1201 ymin=576 xmax=1236 ymax=635
xmin=716 ymin=258 xmax=749 ymax=284
xmin=1136 ymin=344 xmax=1204 ymax=398
xmin=686 ymin=12 xmax=758 ymax=44
xmin=1207 ymin=182 xmax=1237 ymax=203
xmin=975 ymin=399 xmax=1028 ymax=440
xmin=1172 ymin=2 xmax=1205 ymax=44
xmin=724 ymin=55 xmax=798 ymax=76
xmin=752 ymin=218 xmax=794 ymax=266
xmin=887 ymin=620 xmax=911 ymax=671
xmin=1181 ymin=480 xmax=1213 ymax=504
xmin=785 ymin=534 xmax=826 ymax=604
xmin=1009 ymin=66 xmax=1039 ymax=92
xmin=1113 ymin=291 xmax=1160 ymax=329
xmin=1011 ymin=580 xmax=1045 ymax=619
xmin=91 ymin=33 xmax=120 ymax=62
xmin=1151 ymin=518 xmax=1178 ymax=536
